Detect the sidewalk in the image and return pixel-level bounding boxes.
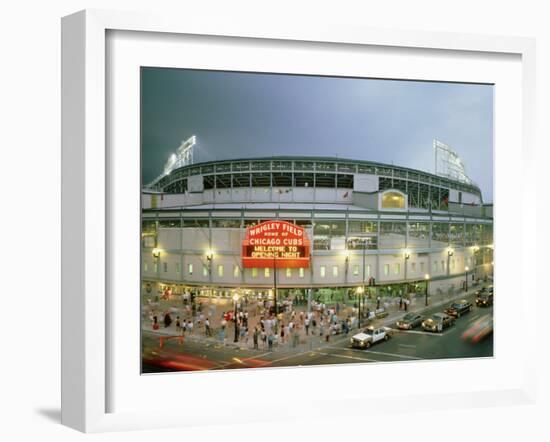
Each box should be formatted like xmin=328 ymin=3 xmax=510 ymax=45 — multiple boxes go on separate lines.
xmin=142 ymin=284 xmax=486 ymax=353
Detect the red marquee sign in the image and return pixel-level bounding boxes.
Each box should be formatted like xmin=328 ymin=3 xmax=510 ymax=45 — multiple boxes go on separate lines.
xmin=242 ymin=220 xmax=311 ymax=268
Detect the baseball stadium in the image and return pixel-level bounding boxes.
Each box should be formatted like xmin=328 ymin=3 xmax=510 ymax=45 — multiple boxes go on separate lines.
xmin=141 ymin=138 xmax=494 ymax=311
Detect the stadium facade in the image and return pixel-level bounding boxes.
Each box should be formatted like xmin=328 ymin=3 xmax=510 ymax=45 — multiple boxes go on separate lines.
xmin=141 ymin=156 xmax=493 ymax=306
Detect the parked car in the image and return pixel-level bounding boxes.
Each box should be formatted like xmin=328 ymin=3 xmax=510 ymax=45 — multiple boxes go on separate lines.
xmin=476 ymin=292 xmax=494 ymax=307
xmin=350 ymin=326 xmax=393 ymax=349
xmin=462 ymin=315 xmax=493 ymax=343
xmin=396 ymin=313 xmax=423 ymax=330
xmin=444 ymin=300 xmax=473 ymax=318
xmin=422 ymin=313 xmax=455 ymax=332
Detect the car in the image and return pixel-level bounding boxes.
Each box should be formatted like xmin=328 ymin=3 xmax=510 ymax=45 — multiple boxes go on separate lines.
xmin=444 ymin=299 xmax=473 ymax=317
xmin=396 ymin=313 xmax=423 ymax=330
xmin=462 ymin=315 xmax=493 ymax=343
xmin=422 ymin=313 xmax=455 ymax=332
xmin=476 ymin=292 xmax=494 ymax=307
xmin=350 ymin=326 xmax=393 ymax=349
xmin=475 ymin=285 xmax=494 ymax=297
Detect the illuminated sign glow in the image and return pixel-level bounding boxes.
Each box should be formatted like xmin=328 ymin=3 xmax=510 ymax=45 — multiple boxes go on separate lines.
xmin=242 ymin=221 xmax=311 ymax=268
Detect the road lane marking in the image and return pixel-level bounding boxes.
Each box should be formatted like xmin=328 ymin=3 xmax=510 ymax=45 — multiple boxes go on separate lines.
xmin=313 ymin=351 xmax=376 ymax=363
xmin=390 ymin=328 xmax=444 ymax=337
xmin=358 ymin=349 xmax=422 ymax=360
xmin=326 ymin=346 xmax=421 ymax=360
xmin=365 ymin=350 xmax=421 ymax=360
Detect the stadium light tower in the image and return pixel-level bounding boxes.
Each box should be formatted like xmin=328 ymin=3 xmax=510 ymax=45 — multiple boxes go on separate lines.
xmin=147 ymin=135 xmax=197 ymax=188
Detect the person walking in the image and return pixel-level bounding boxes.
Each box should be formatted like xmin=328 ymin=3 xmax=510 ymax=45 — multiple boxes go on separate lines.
xmin=267 ymin=332 xmax=274 ymax=351
xmin=304 ymin=317 xmax=310 ymax=335
xmin=243 ymin=324 xmax=248 ymax=343
xmin=280 ymin=323 xmax=285 ymax=344
xmin=163 ymin=312 xmax=172 ymax=328
xmin=376 ymin=296 xmax=381 ymax=310
xmin=205 ymin=317 xmax=211 ymax=337
xmin=325 ymin=324 xmax=331 ymax=342
xmin=253 ymin=327 xmax=259 ymax=350
xmin=292 ymin=327 xmax=300 ymax=348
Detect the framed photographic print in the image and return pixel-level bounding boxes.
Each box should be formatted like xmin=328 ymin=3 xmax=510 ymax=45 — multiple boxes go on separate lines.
xmin=61 ymin=9 xmax=537 ymax=432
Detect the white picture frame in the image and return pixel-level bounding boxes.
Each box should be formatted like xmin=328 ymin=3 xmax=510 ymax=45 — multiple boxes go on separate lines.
xmin=61 ymin=9 xmax=537 ymax=433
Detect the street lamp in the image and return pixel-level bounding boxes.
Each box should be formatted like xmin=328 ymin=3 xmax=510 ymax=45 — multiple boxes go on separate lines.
xmin=356 ymin=286 xmax=365 ymax=328
xmin=233 ymin=293 xmax=239 ymax=343
xmin=205 ymin=249 xmax=214 ymax=279
xmin=152 ymin=248 xmax=161 ymax=258
xmin=343 ymin=250 xmax=350 ymax=279
xmin=272 ymin=254 xmax=278 ymax=316
xmin=403 ymin=249 xmax=410 ymax=283
xmin=424 ymin=273 xmax=430 ymax=306
xmin=447 ymin=248 xmax=454 ymax=276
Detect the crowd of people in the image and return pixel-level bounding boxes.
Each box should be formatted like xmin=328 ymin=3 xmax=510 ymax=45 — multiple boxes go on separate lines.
xmin=144 ymin=295 xmax=364 ymax=351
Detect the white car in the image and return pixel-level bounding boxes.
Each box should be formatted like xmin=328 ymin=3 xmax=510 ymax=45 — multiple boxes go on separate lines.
xmin=350 ymin=326 xmax=393 ymax=349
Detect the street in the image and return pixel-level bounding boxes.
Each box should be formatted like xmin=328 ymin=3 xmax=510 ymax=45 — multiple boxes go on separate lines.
xmin=142 ymin=291 xmax=492 ymax=373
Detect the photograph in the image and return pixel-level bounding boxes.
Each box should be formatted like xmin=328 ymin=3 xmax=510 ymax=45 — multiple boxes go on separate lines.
xmin=140 ymin=68 xmax=494 ymax=373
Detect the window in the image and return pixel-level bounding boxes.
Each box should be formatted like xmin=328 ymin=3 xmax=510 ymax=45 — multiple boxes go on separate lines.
xmin=299 ymin=268 xmax=305 ymax=278
xmin=431 ymin=223 xmax=449 ymax=245
xmin=384 ymin=264 xmax=390 ymax=276
xmin=332 ymin=266 xmax=339 ymax=277
xmin=433 ymin=261 xmax=438 ymax=271
xmin=203 ymin=265 xmax=209 ymax=276
xmin=154 ymin=262 xmax=158 ymax=273
xmin=379 ymin=222 xmax=406 ymax=249
xmin=346 ymin=236 xmax=378 ymax=250
xmin=163 ymin=262 xmax=168 ymax=273
xmin=286 ymin=268 xmax=292 ymax=278
xmin=264 ymin=268 xmax=270 ymax=278
xmin=188 ymin=263 xmax=193 ymax=275
xmin=441 ymin=260 xmax=445 ymax=271
xmin=381 ymin=191 xmax=405 ymax=209
xmin=348 ymin=220 xmax=377 ymax=234
xmin=411 ymin=262 xmax=416 ymax=273
xmin=144 ymin=262 xmax=148 ymax=272
xmin=315 ymin=173 xmax=336 ymax=188
xmin=353 ymin=265 xmax=359 ymax=276
xmin=394 ymin=263 xmax=400 ymax=275
xmin=233 ymin=265 xmax=240 ymax=278
xmin=366 ymin=264 xmax=372 ymax=277
xmin=450 ymin=224 xmax=465 ymax=246
xmin=320 ymin=265 xmax=326 ymax=278
xmin=252 ymin=268 xmax=258 ymax=278
xmin=294 ymin=173 xmax=314 ymax=187
xmin=217 ymin=265 xmax=224 ymax=277
xmin=211 ymin=219 xmax=241 ymax=228
xmin=407 ymin=222 xmax=430 ymax=248
xmin=175 ymin=262 xmax=180 ymax=274
xmin=420 ymin=262 xmax=425 ymax=272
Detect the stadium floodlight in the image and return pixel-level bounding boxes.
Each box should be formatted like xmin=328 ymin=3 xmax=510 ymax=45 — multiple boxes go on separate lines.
xmin=433 ymin=139 xmax=474 ymax=185
xmin=147 ymin=135 xmax=197 ymax=188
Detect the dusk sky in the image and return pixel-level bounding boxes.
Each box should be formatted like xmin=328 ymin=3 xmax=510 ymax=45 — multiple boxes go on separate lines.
xmin=141 ymin=68 xmax=494 ymax=202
